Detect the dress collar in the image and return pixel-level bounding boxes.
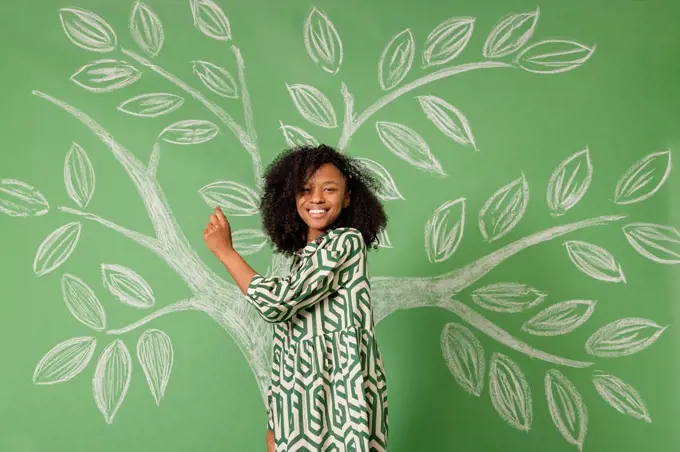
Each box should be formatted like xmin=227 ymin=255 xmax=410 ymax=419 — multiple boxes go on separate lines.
xmin=296 ymin=228 xmax=337 ymax=258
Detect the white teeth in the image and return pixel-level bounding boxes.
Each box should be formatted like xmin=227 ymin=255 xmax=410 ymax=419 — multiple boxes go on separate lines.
xmin=309 ymin=209 xmax=327 ymax=214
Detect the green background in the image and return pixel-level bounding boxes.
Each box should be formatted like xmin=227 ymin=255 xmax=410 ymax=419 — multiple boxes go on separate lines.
xmin=1 ymin=0 xmax=679 ymax=451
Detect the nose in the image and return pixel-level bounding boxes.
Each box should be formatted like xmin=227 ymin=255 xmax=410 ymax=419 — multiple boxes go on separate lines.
xmin=310 ymin=187 xmax=324 ymax=203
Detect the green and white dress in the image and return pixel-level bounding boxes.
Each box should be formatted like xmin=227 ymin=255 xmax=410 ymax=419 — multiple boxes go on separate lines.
xmin=246 ymin=227 xmax=389 ymax=451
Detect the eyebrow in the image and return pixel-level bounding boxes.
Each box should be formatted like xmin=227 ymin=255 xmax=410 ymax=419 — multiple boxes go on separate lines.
xmin=306 ymin=180 xmax=340 ymax=186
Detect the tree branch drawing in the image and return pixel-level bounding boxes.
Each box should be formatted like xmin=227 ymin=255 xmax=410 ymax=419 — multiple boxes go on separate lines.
xmin=1 ymin=2 xmax=677 ymax=449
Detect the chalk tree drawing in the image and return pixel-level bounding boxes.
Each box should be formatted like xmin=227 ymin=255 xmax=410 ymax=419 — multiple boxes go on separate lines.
xmin=0 ymin=2 xmax=676 ymax=449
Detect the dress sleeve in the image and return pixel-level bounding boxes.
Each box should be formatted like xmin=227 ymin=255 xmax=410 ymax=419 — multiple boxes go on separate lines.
xmin=245 ymin=229 xmax=361 ymax=323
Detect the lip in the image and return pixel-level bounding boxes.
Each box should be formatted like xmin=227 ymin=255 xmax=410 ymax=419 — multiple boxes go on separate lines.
xmin=306 ymin=208 xmax=329 ymax=219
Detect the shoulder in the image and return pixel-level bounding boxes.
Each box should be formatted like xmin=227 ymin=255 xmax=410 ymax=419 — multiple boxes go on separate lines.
xmin=328 ymin=227 xmax=363 ymax=243
xmin=326 ymin=227 xmax=365 ymax=252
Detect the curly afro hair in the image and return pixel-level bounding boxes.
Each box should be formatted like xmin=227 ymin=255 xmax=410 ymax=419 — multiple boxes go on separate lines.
xmin=259 ymin=144 xmax=388 ymax=255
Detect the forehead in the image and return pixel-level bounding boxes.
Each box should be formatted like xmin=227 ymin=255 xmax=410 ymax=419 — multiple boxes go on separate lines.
xmin=305 ymin=163 xmax=345 ymax=184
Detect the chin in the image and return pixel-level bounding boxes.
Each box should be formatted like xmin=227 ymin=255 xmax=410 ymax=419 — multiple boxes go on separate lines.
xmin=302 ymin=213 xmax=338 ymax=231
xmin=305 ymin=218 xmax=331 ymax=230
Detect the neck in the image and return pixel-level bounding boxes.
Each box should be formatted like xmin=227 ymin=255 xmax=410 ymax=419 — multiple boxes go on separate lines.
xmin=306 ymin=228 xmax=325 ymax=243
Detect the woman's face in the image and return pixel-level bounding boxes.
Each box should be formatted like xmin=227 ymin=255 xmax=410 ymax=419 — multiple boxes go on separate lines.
xmin=296 ymin=163 xmax=350 ymax=242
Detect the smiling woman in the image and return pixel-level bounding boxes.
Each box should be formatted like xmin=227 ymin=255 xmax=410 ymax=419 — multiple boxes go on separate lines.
xmin=202 ymin=144 xmax=391 ymax=450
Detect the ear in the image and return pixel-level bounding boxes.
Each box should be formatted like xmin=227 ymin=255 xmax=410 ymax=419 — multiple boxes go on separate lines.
xmin=343 ymin=190 xmax=351 ymax=208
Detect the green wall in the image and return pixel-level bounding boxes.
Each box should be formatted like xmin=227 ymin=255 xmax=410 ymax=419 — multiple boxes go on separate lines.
xmin=1 ymin=0 xmax=679 ymax=450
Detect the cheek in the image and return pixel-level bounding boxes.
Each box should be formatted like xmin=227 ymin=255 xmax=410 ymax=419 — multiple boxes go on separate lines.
xmin=335 ymin=192 xmax=348 ymax=207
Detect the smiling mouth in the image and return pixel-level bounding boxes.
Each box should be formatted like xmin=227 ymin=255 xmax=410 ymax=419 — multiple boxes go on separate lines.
xmin=307 ymin=208 xmax=328 ymax=218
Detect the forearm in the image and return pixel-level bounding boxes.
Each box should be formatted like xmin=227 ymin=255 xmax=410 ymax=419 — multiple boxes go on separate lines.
xmin=215 ymin=248 xmax=258 ymax=294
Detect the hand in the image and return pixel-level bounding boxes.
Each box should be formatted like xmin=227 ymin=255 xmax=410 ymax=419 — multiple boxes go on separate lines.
xmin=203 ymin=207 xmax=233 ymax=258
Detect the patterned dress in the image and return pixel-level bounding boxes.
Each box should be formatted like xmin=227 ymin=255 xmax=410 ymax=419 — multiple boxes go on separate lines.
xmin=246 ymin=227 xmax=389 ymax=451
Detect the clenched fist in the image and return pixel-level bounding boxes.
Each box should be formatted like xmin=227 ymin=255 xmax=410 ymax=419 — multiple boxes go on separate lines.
xmin=203 ymin=207 xmax=233 ymax=258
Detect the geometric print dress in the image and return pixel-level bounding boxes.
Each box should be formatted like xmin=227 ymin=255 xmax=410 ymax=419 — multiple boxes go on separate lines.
xmin=246 ymin=227 xmax=389 ymax=451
